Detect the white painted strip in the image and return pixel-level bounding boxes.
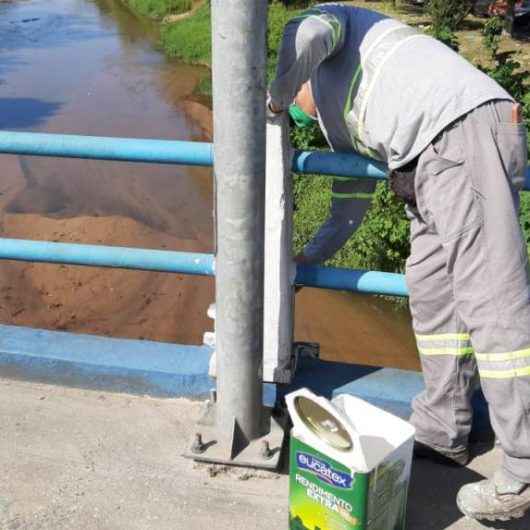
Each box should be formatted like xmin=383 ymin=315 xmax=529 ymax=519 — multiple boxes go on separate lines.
xmin=263 ymin=113 xmax=295 ymax=384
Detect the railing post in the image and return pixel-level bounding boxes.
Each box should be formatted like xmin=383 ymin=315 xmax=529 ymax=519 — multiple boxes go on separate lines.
xmin=186 ymin=0 xmax=284 ymax=468
xmin=213 ymin=0 xmax=266 ymax=443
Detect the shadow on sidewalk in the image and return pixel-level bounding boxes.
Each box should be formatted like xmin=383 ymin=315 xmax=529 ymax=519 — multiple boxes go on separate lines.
xmin=407 ymin=459 xmax=530 ymax=530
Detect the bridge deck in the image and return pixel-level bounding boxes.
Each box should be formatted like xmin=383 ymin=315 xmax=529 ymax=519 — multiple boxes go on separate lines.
xmin=1 ymin=377 xmax=525 ymax=530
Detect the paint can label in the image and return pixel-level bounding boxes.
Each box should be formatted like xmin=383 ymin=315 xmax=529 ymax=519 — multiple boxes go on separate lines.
xmin=289 ymin=435 xmax=409 ymax=529
xmin=287 ymin=390 xmax=414 ymax=530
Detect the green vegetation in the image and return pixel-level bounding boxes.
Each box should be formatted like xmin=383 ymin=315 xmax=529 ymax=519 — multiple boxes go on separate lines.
xmin=425 ymin=0 xmax=473 ymax=50
xmin=160 ymin=2 xmax=211 ymax=65
xmin=426 ymin=0 xmax=473 ymax=31
xmin=124 ymin=0 xmax=191 ymax=19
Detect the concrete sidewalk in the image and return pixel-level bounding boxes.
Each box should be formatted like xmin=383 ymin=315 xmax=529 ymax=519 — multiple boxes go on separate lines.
xmin=0 ymin=377 xmax=528 ymax=530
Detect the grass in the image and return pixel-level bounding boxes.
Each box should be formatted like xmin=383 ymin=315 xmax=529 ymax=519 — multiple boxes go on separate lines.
xmin=125 ymin=0 xmax=192 ymax=19
xmin=160 ymin=2 xmax=211 ymax=65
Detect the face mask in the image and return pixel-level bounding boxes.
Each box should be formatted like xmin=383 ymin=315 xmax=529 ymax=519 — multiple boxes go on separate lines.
xmin=288 ymin=103 xmax=317 ymax=129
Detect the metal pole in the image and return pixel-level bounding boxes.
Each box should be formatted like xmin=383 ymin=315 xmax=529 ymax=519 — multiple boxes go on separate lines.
xmin=212 ymin=0 xmax=268 ymax=443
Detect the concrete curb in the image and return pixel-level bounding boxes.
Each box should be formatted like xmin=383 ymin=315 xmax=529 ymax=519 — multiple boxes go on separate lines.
xmin=0 ymin=324 xmax=214 ymax=398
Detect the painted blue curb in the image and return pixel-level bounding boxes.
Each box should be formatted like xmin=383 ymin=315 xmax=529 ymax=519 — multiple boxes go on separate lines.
xmin=0 ymin=324 xmax=213 ymax=397
xmin=0 ymin=324 xmax=277 ymax=404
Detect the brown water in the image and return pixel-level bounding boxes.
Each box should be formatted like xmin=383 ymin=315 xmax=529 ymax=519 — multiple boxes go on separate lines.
xmin=0 ymin=0 xmax=419 ymax=369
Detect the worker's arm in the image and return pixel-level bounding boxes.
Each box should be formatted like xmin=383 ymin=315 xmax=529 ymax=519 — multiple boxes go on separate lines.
xmin=269 ymin=7 xmax=346 ymax=111
xmin=299 ymin=178 xmax=375 ymax=265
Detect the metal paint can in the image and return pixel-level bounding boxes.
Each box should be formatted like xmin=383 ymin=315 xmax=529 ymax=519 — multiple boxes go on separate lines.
xmin=287 ymin=389 xmax=415 ymax=530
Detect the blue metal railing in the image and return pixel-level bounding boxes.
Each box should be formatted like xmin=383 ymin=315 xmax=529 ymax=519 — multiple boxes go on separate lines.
xmin=296 ymin=265 xmax=408 ymax=297
xmin=0 ymin=131 xmax=213 ymax=167
xmin=0 ymin=237 xmax=408 ymax=296
xmin=0 ymin=130 xmax=389 ymax=181
xmin=1 ymin=129 xmax=526 ymax=298
xmin=2 ymin=130 xmax=529 ymax=187
xmin=0 ymin=238 xmax=215 ymax=276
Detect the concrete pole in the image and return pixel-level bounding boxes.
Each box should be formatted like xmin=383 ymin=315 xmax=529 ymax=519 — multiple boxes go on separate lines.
xmin=212 ymin=0 xmax=268 ymax=442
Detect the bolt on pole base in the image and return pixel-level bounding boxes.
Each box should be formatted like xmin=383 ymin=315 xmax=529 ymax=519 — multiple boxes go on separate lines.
xmin=184 ymin=401 xmax=286 ymax=470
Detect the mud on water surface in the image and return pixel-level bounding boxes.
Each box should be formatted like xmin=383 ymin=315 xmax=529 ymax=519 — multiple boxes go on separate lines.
xmin=0 ymin=0 xmax=419 ymax=369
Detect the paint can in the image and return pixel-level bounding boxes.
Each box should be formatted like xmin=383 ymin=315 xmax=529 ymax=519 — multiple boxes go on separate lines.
xmin=286 ymin=388 xmax=415 ymax=529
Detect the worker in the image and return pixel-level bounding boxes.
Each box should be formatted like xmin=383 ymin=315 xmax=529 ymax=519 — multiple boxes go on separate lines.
xmin=268 ymin=3 xmax=530 ymax=522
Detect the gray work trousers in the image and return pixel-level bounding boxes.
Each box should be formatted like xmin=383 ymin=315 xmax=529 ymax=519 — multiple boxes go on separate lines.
xmin=407 ymin=100 xmax=530 ymax=483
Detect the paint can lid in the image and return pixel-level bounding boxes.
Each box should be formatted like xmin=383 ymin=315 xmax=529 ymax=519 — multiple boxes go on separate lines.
xmin=294 ymin=395 xmax=353 ymax=451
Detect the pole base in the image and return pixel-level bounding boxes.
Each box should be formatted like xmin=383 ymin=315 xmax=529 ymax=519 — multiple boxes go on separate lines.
xmin=184 ymin=401 xmax=287 ymax=470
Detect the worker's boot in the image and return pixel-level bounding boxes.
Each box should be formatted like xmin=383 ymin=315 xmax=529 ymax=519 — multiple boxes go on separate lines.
xmin=457 ymin=470 xmax=530 ymax=521
xmin=413 ymin=440 xmax=470 ymax=466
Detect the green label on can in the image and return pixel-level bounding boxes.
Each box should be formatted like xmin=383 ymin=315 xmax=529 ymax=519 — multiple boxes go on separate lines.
xmin=289 ymin=437 xmax=409 ymax=530
xmin=289 ymin=438 xmax=368 ymax=529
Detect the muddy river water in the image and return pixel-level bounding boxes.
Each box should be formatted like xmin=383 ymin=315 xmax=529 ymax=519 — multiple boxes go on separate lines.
xmin=0 ymin=0 xmax=419 ymax=370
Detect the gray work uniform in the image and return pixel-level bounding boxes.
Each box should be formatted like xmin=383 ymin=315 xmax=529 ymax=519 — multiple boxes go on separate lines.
xmin=270 ymin=3 xmax=530 ymax=483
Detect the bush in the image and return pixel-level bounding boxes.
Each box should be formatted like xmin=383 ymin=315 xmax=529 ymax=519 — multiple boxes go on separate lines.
xmin=425 ymin=0 xmax=473 ymax=51
xmin=426 ymin=0 xmax=473 ymax=31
